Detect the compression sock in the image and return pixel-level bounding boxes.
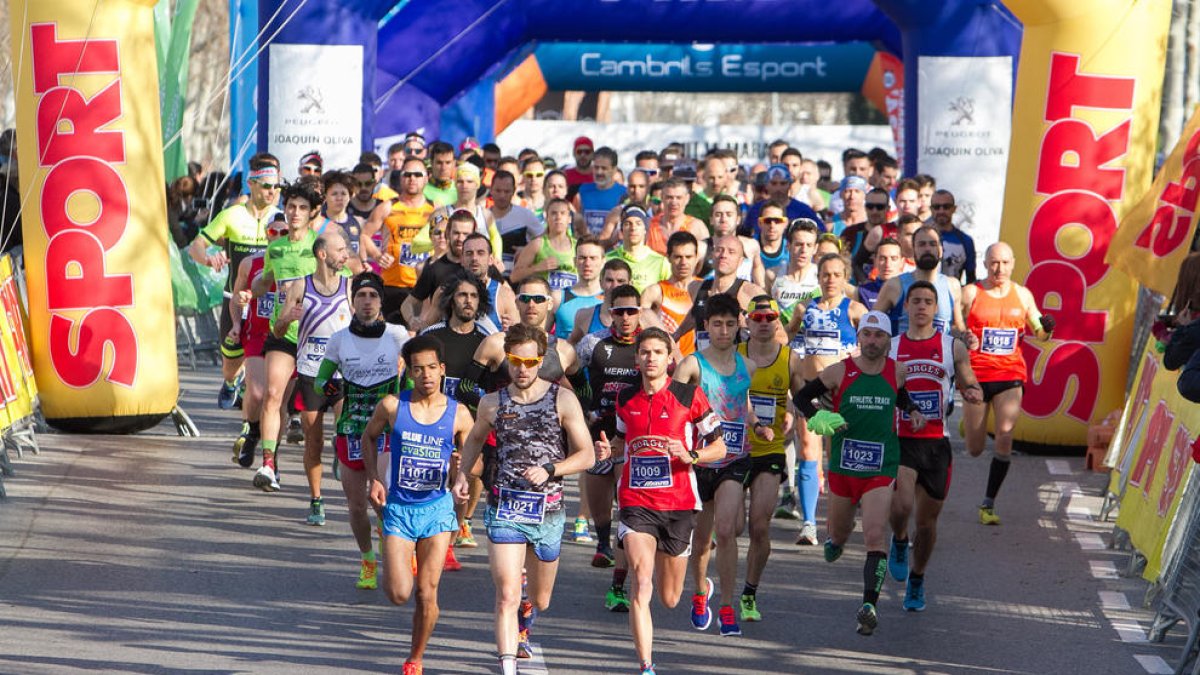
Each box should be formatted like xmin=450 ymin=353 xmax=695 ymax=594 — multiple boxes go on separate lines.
xmin=262 ymin=439 xmax=278 ymax=469
xmin=742 ymin=582 xmax=758 ymax=597
xmin=247 ymin=420 xmax=261 ymax=437
xmin=798 ymin=460 xmax=820 ymax=522
xmin=909 ymin=572 xmax=924 ymax=586
xmin=863 ymin=551 xmax=887 ymax=605
xmin=596 ymin=522 xmax=612 ymax=549
xmin=985 ymin=455 xmax=1012 ymax=502
xmin=612 ymin=567 xmax=628 ymax=589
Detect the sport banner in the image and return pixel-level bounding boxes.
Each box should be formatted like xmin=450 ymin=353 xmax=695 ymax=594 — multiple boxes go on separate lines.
xmin=999 ymin=0 xmax=1171 ymax=446
xmin=0 ymin=254 xmax=36 ymax=431
xmin=1110 ymin=340 xmax=1198 ymax=582
xmin=10 ymin=0 xmax=179 ymax=432
xmin=1108 ymin=107 xmax=1200 ymax=297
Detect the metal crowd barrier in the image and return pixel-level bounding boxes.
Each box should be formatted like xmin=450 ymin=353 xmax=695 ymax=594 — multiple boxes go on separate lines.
xmin=1147 ymin=470 xmax=1200 ymax=674
xmin=176 ymin=306 xmax=223 ymax=370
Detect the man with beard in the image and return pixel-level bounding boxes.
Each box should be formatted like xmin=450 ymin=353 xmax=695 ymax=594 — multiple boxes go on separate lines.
xmin=454 ymin=325 xmax=594 ymax=673
xmin=872 ymin=226 xmax=967 ymax=338
xmin=413 ymin=232 xmax=516 ymax=333
xmin=791 ymin=311 xmax=925 ymax=636
xmin=315 ymin=272 xmax=411 ymax=589
xmin=930 ymin=189 xmax=977 ymax=284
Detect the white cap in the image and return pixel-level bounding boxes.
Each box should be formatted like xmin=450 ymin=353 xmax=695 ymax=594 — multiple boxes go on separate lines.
xmin=858 ymin=310 xmax=892 ymax=335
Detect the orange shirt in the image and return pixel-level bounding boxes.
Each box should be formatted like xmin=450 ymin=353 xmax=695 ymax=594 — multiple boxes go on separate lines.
xmin=647 ymin=214 xmax=704 ymax=256
xmin=966 ymin=282 xmax=1028 ymax=382
xmin=658 ymin=277 xmax=698 ymax=355
xmin=381 ymin=200 xmax=435 ymax=288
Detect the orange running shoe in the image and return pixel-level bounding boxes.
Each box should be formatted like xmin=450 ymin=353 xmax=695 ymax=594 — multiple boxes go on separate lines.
xmin=444 ymin=545 xmax=463 ymax=572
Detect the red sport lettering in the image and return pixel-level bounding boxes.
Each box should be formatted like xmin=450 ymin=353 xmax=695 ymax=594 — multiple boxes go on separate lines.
xmin=1158 ymin=425 xmax=1192 ymax=517
xmin=0 ymin=277 xmax=33 ymax=376
xmin=1024 ymin=51 xmax=1135 ymax=423
xmin=31 ymin=21 xmax=137 ymax=388
xmin=1128 ymin=402 xmax=1174 ymax=491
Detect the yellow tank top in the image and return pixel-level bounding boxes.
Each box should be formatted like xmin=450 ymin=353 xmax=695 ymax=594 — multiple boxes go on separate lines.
xmin=738 ymin=341 xmax=789 ymax=457
xmin=382 ymin=200 xmax=434 ymax=288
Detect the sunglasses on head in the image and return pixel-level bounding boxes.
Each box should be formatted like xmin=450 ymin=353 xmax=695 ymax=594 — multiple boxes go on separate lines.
xmin=518 ymin=293 xmax=550 ymax=304
xmin=506 ymin=353 xmax=543 ymax=369
xmin=611 ymin=306 xmax=640 ymax=317
xmin=865 ymin=203 xmax=888 ymax=210
xmin=749 ymin=311 xmax=779 ymax=323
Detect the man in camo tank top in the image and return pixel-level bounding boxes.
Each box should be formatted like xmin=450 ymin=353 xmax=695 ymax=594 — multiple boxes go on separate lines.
xmin=454 ymin=324 xmax=594 ymax=675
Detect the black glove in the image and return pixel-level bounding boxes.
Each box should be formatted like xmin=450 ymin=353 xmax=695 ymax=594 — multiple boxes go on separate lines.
xmin=1040 ymin=313 xmax=1056 ymax=335
xmin=322 ymin=379 xmax=343 ymax=399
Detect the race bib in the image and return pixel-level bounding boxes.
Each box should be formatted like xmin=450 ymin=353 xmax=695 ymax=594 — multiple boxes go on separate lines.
xmin=255 ymin=292 xmax=275 ymax=319
xmin=901 ymin=390 xmax=943 ymax=421
xmin=805 ymin=329 xmax=842 ymax=355
xmin=398 ymin=455 xmax=445 ymax=492
xmin=496 ymin=488 xmax=546 ymax=524
xmin=788 ymin=332 xmax=806 ymax=355
xmin=548 ymin=270 xmax=578 ymax=291
xmin=343 ymin=435 xmax=364 ymax=462
xmin=443 ymin=376 xmax=461 ymax=398
xmin=694 ymin=330 xmax=711 ymax=351
xmin=981 ymin=327 xmax=1018 ymax=355
xmin=627 ymin=437 xmax=674 ymax=489
xmin=302 ymin=335 xmax=329 ymax=365
xmin=721 ymin=420 xmax=746 ymax=454
xmin=585 ymin=210 xmax=606 ymax=235
xmin=839 ymin=438 xmax=885 ymax=473
xmin=933 ymin=317 xmax=949 ymax=333
xmin=749 ymin=395 xmax=776 ymax=426
xmin=399 ymin=243 xmax=427 ymax=267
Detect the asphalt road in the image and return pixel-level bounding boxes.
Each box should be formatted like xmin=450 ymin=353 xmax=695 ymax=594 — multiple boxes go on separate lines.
xmin=0 ymin=366 xmax=1187 ymax=674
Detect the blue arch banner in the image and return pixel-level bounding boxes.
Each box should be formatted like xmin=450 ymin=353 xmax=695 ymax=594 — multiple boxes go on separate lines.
xmin=534 ymin=42 xmax=877 ymax=93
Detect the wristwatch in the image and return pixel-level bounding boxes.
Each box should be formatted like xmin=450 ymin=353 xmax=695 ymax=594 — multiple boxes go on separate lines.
xmin=542 ymin=462 xmax=557 ymax=477
xmin=688 ymin=449 xmax=700 ymax=464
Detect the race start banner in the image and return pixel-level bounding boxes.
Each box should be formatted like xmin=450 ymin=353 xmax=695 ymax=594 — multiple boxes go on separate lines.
xmin=1110 ymin=341 xmax=1198 ymax=582
xmin=1108 ymin=107 xmax=1200 ymax=297
xmin=10 ymin=0 xmax=179 ymax=432
xmin=0 ymin=254 xmax=36 ymax=432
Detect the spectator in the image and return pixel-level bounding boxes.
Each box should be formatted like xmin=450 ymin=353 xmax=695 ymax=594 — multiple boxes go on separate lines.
xmin=1164 ymin=254 xmax=1200 ymax=401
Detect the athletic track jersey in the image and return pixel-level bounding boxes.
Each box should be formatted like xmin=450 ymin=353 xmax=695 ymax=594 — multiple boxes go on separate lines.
xmin=830 ymin=357 xmax=900 ymax=479
xmin=200 ymin=203 xmax=276 ymax=291
xmin=966 ymin=282 xmax=1029 ymax=383
xmin=555 ymin=287 xmax=601 ymax=340
xmin=738 ymin=342 xmax=789 ymax=457
xmin=615 ymin=381 xmax=722 ymax=512
xmin=388 ymin=390 xmax=459 ymax=505
xmin=490 ymin=384 xmax=568 ymax=516
xmin=890 ymin=332 xmax=954 ymax=439
xmin=694 ymin=351 xmax=752 ymax=468
xmin=243 ymin=255 xmax=272 ymax=343
xmin=577 ymin=329 xmax=640 ymax=438
xmin=324 ymin=324 xmax=409 ymax=438
xmin=772 ymin=266 xmax=819 ymax=325
xmin=799 ymin=295 xmax=857 ymax=356
xmin=889 ymin=272 xmax=954 ymax=336
xmin=296 ymin=275 xmax=351 ymax=377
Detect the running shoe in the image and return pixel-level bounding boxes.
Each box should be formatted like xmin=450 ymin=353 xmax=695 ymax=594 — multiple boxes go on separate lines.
xmin=568 ymin=516 xmax=594 ymax=543
xmin=718 ymin=605 xmax=741 ymax=636
xmin=904 ymin=577 xmax=926 ymax=612
xmin=444 ymin=546 xmax=462 ymax=572
xmin=455 ymin=521 xmax=478 ymax=548
xmin=824 ymin=539 xmax=844 ymax=563
xmin=306 ymin=498 xmax=326 ymax=526
xmin=357 ymin=557 xmax=378 ymax=590
xmin=774 ymin=490 xmax=801 ymax=520
xmin=516 ymin=629 xmax=532 ymax=659
xmin=217 ymin=379 xmax=239 ymax=410
xmin=888 ymin=536 xmax=910 ymax=582
xmin=739 ymin=594 xmax=762 ymax=622
xmin=232 ymin=426 xmax=259 ymax=469
xmin=286 ymin=416 xmax=304 ymax=444
xmin=856 ymin=603 xmax=878 ymax=636
xmin=690 ymin=577 xmax=714 ymax=630
xmin=253 ymin=465 xmax=279 ymax=492
xmin=592 ymin=543 xmax=615 ymax=568
xmin=795 ymin=521 xmax=818 ymax=546
xmin=979 ymin=506 xmax=1001 ymax=526
xmin=640 ymin=663 xmax=656 ymax=675
xmin=605 ymin=585 xmax=631 ymax=612
xmin=402 ymin=662 xmax=422 ymax=675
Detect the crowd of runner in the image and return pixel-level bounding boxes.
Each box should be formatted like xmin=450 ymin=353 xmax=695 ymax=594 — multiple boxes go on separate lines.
xmin=189 ymin=134 xmax=1056 ymax=675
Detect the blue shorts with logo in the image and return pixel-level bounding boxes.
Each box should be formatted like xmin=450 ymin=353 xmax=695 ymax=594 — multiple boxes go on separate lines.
xmin=382 ymin=492 xmax=458 ymax=543
xmin=484 ymin=506 xmax=566 ymax=563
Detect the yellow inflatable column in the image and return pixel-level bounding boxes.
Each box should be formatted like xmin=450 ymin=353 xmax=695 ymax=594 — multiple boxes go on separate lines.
xmin=999 ymin=0 xmax=1170 ymax=447
xmin=10 ymin=0 xmax=179 ymax=432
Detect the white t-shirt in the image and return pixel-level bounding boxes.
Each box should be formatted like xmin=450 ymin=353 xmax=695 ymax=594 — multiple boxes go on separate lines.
xmin=494 ymin=204 xmax=543 ymax=238
xmin=323 ymin=323 xmax=411 ymax=386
